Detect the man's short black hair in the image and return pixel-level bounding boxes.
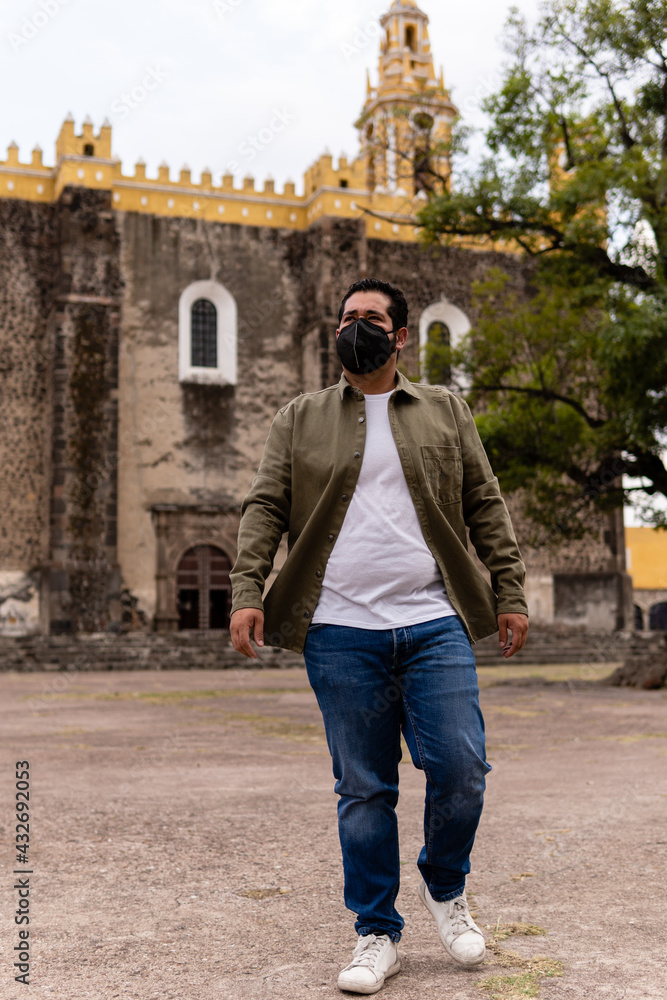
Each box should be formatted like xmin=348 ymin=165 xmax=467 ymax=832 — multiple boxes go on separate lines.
xmin=338 ymin=278 xmax=409 ymax=331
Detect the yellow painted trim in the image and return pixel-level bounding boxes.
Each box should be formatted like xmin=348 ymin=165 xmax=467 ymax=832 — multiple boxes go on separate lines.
xmin=625 ymin=527 xmax=667 ymax=590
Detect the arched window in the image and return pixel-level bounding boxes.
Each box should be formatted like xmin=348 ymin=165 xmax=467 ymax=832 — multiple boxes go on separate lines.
xmin=425 ymin=320 xmax=451 ymax=385
xmin=83 ymin=143 xmax=94 ymax=156
xmin=191 ymin=299 xmax=217 ymax=368
xmin=177 ymin=545 xmax=231 ymax=631
xmin=413 ymin=111 xmax=434 ymax=195
xmin=405 ymin=25 xmax=416 ymax=51
xmin=178 ymin=280 xmax=237 ymax=385
xmin=419 ymin=298 xmax=471 ymax=388
xmin=649 ymin=601 xmax=667 ymax=630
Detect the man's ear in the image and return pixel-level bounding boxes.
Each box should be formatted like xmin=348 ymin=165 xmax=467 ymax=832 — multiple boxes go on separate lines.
xmin=395 ymin=326 xmax=408 ymax=349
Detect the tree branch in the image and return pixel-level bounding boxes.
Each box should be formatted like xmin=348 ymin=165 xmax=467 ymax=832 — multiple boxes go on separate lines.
xmin=621 ymin=449 xmax=667 ymax=498
xmin=553 ymin=24 xmax=637 ymax=150
xmin=424 ymin=207 xmax=659 ymax=289
xmin=473 ymin=381 xmax=605 ymax=428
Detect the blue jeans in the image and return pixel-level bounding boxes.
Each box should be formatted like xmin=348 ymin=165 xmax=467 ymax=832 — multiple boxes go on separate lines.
xmin=303 ymin=615 xmax=491 ymax=942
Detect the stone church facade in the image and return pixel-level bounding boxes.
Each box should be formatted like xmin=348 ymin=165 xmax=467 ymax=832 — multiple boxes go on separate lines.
xmin=0 ymin=0 xmax=631 ymax=638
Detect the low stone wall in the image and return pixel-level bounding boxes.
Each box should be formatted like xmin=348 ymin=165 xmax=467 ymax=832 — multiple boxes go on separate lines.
xmin=0 ymin=631 xmax=302 ymax=673
xmin=0 ymin=625 xmax=664 ymax=673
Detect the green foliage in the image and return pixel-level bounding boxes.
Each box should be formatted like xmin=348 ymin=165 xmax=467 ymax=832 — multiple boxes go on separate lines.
xmin=423 ymin=320 xmax=452 ymax=385
xmin=416 ymin=0 xmax=667 ymax=529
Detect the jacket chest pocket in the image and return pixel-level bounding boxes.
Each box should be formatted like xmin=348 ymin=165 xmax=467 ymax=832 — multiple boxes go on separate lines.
xmin=421 ymin=445 xmax=462 ymax=505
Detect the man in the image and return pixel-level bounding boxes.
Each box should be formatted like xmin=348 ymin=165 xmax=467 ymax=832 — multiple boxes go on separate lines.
xmin=230 ymin=277 xmax=528 ymax=994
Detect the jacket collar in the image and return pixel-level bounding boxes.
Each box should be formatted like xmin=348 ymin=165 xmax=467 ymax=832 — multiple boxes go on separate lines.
xmin=337 ymin=369 xmax=421 ymax=400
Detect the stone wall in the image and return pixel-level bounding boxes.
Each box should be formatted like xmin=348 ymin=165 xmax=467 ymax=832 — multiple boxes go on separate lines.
xmin=47 ymin=188 xmax=122 ymax=633
xmin=0 ymin=193 xmax=635 ymax=634
xmin=0 ymin=197 xmax=56 ymax=634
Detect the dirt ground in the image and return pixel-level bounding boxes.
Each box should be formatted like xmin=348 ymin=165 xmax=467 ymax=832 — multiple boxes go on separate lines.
xmin=0 ymin=660 xmax=665 ymax=1000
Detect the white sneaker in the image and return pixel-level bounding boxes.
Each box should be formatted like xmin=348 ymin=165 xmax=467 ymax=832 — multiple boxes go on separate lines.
xmin=337 ymin=933 xmax=401 ymax=994
xmin=418 ymin=882 xmax=486 ymax=966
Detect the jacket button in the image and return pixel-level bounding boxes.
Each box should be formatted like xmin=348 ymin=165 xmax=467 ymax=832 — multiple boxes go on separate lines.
xmin=328 ymin=533 xmax=334 ymax=541
xmin=341 ymin=495 xmax=349 ymax=502
xmin=358 ymin=416 xmax=365 ymax=423
xmin=316 ymin=570 xmax=322 ymax=578
xmin=303 ymin=611 xmax=310 ymax=618
xmin=354 ymin=452 xmax=360 ymax=458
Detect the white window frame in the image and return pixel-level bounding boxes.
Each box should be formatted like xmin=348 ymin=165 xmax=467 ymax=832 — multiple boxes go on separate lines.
xmin=419 ymin=297 xmax=472 ymax=390
xmin=178 ymin=280 xmax=237 ymax=386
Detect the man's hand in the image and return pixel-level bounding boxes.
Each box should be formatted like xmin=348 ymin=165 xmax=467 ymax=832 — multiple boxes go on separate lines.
xmin=230 ymin=608 xmax=265 ymax=659
xmin=498 ymin=613 xmax=529 ymax=659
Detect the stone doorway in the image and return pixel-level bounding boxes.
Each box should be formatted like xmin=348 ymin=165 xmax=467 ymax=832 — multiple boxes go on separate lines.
xmin=151 ymin=505 xmax=239 ymax=633
xmin=176 ymin=545 xmax=231 ymax=631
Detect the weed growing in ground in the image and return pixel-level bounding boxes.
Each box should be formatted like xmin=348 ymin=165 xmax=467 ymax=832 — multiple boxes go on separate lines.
xmin=477 ymin=922 xmax=563 ymax=998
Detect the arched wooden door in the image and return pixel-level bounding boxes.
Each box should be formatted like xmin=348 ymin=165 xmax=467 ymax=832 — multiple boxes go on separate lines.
xmin=176 ymin=545 xmax=231 ymax=631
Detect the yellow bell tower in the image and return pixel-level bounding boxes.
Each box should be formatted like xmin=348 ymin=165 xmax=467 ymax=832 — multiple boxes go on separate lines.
xmin=358 ymin=0 xmax=458 ymax=198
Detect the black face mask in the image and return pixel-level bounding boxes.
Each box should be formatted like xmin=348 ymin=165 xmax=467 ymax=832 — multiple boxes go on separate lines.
xmin=336 ymin=317 xmax=397 ymax=375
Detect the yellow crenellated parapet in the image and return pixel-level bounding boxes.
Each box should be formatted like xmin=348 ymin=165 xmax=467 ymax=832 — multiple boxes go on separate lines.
xmin=1 ymin=114 xmax=423 ymax=242
xmin=55 ymin=114 xmax=113 ymax=163
xmin=0 ymin=138 xmax=53 ymax=203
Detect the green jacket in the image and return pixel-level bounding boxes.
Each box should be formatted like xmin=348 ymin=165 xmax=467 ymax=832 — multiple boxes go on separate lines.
xmin=230 ymin=371 xmax=528 ymax=653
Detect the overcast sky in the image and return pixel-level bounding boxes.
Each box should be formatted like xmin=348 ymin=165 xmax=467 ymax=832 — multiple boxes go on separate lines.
xmin=1 ymin=0 xmax=543 ymax=189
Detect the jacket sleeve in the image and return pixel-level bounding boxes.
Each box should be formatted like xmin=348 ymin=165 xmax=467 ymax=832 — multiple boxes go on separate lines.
xmin=453 ymin=395 xmax=529 ymax=616
xmin=230 ymin=408 xmax=293 ymax=614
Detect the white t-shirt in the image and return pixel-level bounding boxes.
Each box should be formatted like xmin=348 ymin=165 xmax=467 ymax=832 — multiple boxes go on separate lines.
xmin=312 ymin=389 xmax=457 ymax=628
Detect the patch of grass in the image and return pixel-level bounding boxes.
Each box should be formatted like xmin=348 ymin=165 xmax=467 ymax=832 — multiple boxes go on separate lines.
xmin=590 ymin=731 xmax=667 ymax=743
xmin=478 ymin=958 xmax=563 ymax=999
xmin=484 ymin=706 xmax=544 ymax=718
xmin=26 ymin=688 xmax=311 ymax=704
xmin=225 ymin=712 xmax=326 ymax=744
xmin=476 ymin=664 xmax=618 ymax=687
xmin=479 ymin=921 xmax=563 ymax=997
xmin=239 ymin=888 xmax=291 ymax=900
xmin=490 ymin=921 xmax=544 ymax=941
xmin=486 ymin=743 xmax=530 ymax=758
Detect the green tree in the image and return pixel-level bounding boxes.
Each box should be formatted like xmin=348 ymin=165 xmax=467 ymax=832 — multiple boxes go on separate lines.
xmin=418 ymin=0 xmax=667 ymax=530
